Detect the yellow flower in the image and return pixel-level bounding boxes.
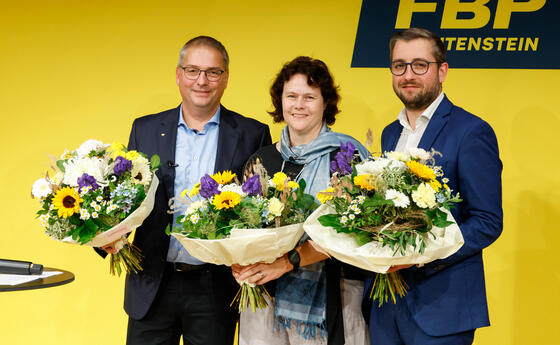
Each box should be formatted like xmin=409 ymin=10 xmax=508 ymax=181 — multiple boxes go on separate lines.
xmin=212 ymin=191 xmax=242 ymax=210
xmin=354 ymin=174 xmax=375 ymax=191
xmin=51 ymin=187 xmax=83 ymax=218
xmin=268 ymin=197 xmax=285 ymax=217
xmin=190 ymin=182 xmax=201 ymax=196
xmin=428 ymin=179 xmax=442 ymax=192
xmin=271 ymin=172 xmax=288 ymax=190
xmin=443 ymin=183 xmax=450 ymax=190
xmin=180 ymin=189 xmax=189 ymax=198
xmin=125 ymin=150 xmax=140 ymax=162
xmin=317 ymin=187 xmax=334 ymax=204
xmin=287 ymin=181 xmax=300 ymax=190
xmin=107 ymin=142 xmax=126 ymax=159
xmin=406 ymin=160 xmax=436 ymax=181
xmin=212 ymin=170 xmax=237 ymax=185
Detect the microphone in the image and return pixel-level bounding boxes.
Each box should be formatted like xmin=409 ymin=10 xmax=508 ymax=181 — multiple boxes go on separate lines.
xmin=167 ymin=160 xmax=179 ymax=168
xmin=0 ymin=259 xmax=43 ymax=275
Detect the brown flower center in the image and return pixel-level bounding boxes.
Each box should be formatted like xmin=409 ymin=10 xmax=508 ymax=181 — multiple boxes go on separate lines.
xmin=63 ymin=196 xmax=76 ymax=208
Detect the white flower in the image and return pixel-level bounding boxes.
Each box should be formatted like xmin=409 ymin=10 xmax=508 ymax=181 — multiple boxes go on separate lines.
xmin=131 ymin=160 xmax=152 ymax=186
xmin=79 ymin=209 xmax=91 ymax=220
xmin=407 ymin=147 xmax=431 ymax=162
xmin=356 ymin=195 xmax=366 ymax=204
xmin=63 ymin=157 xmax=107 ymax=187
xmin=96 ymin=196 xmax=103 ymax=202
xmin=186 ymin=201 xmax=206 ymax=215
xmin=219 ymin=183 xmax=246 ymax=196
xmin=79 ymin=186 xmax=91 ymax=196
xmin=91 ymin=212 xmax=99 ymax=218
xmin=386 ymin=151 xmax=410 ymax=162
xmin=268 ymin=197 xmax=284 ymax=217
xmin=411 ymin=183 xmax=437 ymax=208
xmin=349 ymin=214 xmax=356 ymax=220
xmin=32 ymin=178 xmax=53 ymax=198
xmin=39 ymin=214 xmax=50 ymax=227
xmin=385 ymin=189 xmax=410 ymax=208
xmin=442 ymin=177 xmax=449 ymax=184
xmin=77 ymin=139 xmax=105 ymax=157
xmin=190 ymin=214 xmax=200 ymax=224
xmin=356 ymin=158 xmax=406 ymax=177
xmin=340 ymin=216 xmax=348 ymax=224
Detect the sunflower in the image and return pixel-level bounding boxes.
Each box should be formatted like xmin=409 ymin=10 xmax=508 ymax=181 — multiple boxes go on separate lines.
xmin=212 ymin=170 xmax=237 ymax=185
xmin=353 ymin=174 xmax=375 ymax=191
xmin=428 ymin=179 xmax=442 ymax=192
xmin=51 ymin=187 xmax=83 ymax=218
xmin=212 ymin=191 xmax=242 ymax=210
xmin=406 ymin=160 xmax=436 ymax=181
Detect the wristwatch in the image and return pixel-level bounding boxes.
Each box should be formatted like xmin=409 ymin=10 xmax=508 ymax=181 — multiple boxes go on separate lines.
xmin=287 ymin=249 xmax=300 ymax=271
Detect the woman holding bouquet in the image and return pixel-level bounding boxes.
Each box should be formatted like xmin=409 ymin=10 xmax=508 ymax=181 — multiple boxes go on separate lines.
xmin=233 ymin=56 xmax=370 ymax=345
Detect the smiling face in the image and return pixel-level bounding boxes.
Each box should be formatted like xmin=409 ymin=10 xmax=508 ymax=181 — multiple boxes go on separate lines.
xmin=391 ymin=38 xmax=448 ymax=112
xmin=176 ymin=45 xmax=228 ymax=116
xmin=282 ymin=73 xmax=326 ymax=146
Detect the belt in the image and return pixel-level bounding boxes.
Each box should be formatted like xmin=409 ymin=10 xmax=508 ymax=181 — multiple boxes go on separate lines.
xmin=167 ymin=262 xmax=211 ymax=273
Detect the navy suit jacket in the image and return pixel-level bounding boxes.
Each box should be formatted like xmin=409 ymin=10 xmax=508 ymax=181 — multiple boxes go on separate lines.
xmin=369 ymin=96 xmax=503 ymax=336
xmin=124 ymin=105 xmax=271 ymax=320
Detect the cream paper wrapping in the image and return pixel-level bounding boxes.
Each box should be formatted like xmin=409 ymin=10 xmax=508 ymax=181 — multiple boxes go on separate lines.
xmin=59 ymin=174 xmax=159 ymax=247
xmin=303 ymin=203 xmax=464 ymax=273
xmin=170 ymin=222 xmax=304 ymax=266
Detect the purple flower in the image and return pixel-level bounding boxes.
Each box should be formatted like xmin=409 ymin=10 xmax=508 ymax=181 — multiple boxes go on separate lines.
xmin=113 ymin=156 xmax=132 ymax=176
xmin=330 ymin=141 xmax=355 ymax=175
xmin=340 ymin=141 xmax=355 ymax=160
xmin=199 ymin=174 xmax=220 ymax=199
xmin=77 ymin=173 xmax=99 ymax=192
xmin=242 ymin=174 xmax=262 ymax=196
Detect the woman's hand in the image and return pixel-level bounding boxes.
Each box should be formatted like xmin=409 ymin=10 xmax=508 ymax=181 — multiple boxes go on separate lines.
xmin=233 ymin=256 xmax=293 ymax=285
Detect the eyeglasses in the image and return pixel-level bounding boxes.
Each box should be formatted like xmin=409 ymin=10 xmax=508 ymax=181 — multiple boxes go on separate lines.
xmin=180 ymin=66 xmax=225 ymax=81
xmin=390 ymin=59 xmax=439 ymax=76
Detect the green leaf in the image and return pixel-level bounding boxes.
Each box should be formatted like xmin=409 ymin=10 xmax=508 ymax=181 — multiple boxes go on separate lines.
xmin=355 ymin=231 xmax=372 ymax=246
xmin=318 ymin=214 xmax=341 ymax=228
xmin=150 ymin=154 xmax=161 ymax=169
xmin=56 ymin=160 xmax=66 ymax=172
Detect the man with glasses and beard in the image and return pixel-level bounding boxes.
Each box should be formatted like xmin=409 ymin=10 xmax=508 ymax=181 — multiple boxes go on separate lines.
xmin=101 ymin=36 xmax=271 ymax=345
xmin=363 ymin=28 xmax=503 ymax=345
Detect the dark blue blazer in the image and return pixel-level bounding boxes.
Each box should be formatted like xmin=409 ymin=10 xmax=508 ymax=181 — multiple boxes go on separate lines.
xmin=124 ymin=105 xmax=271 ymax=321
xmin=368 ymin=96 xmax=503 ymax=336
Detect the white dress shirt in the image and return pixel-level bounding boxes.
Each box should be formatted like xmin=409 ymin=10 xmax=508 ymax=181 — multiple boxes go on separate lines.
xmin=395 ymin=92 xmax=445 ymax=152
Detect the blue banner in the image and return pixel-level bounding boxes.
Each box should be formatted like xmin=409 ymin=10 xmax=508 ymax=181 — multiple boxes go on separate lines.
xmin=352 ymin=0 xmax=559 ymax=69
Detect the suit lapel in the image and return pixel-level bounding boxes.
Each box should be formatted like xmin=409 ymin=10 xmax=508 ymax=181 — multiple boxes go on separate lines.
xmin=214 ymin=106 xmax=239 ymax=173
xmin=418 ymin=96 xmax=452 ymax=151
xmin=157 ymin=106 xmax=180 ymax=201
xmin=386 ymin=124 xmax=402 ymax=151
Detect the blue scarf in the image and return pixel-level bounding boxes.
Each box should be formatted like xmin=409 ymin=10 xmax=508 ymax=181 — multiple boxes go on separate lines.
xmin=274 ymin=124 xmax=369 ymax=339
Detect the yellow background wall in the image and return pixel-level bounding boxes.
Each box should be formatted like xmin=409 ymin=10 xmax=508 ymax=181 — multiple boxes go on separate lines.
xmin=1 ymin=1 xmax=558 ymax=344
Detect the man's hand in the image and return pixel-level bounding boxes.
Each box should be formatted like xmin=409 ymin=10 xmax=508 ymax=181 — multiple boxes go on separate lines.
xmin=100 ymin=239 xmax=120 ymax=254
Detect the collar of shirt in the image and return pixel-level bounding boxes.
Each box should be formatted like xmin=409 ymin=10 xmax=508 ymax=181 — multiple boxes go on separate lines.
xmin=397 ymin=92 xmax=445 ymax=131
xmin=178 ymin=104 xmax=221 ymax=132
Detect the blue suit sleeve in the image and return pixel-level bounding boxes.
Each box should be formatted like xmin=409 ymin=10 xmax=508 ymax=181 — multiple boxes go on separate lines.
xmin=424 ymin=121 xmax=503 ymax=275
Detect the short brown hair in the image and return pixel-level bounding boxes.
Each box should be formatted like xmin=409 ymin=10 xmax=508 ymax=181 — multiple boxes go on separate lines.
xmin=178 ymin=36 xmax=229 ymax=70
xmin=389 ymin=28 xmax=446 ymax=63
xmin=268 ymin=56 xmax=340 ymax=126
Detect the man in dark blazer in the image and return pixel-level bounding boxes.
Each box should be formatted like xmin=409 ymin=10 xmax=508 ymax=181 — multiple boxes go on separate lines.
xmin=364 ymin=28 xmax=502 ymax=345
xmin=103 ymin=36 xmax=271 ymax=344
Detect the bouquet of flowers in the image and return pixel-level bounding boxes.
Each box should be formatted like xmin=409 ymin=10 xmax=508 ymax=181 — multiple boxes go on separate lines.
xmin=168 ymin=164 xmax=317 ymax=312
xmin=32 ymin=139 xmax=160 ymax=275
xmin=304 ymin=143 xmax=463 ymax=306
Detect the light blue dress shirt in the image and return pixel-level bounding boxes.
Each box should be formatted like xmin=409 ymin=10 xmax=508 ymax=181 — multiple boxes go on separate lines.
xmin=167 ymin=105 xmax=221 ymax=264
